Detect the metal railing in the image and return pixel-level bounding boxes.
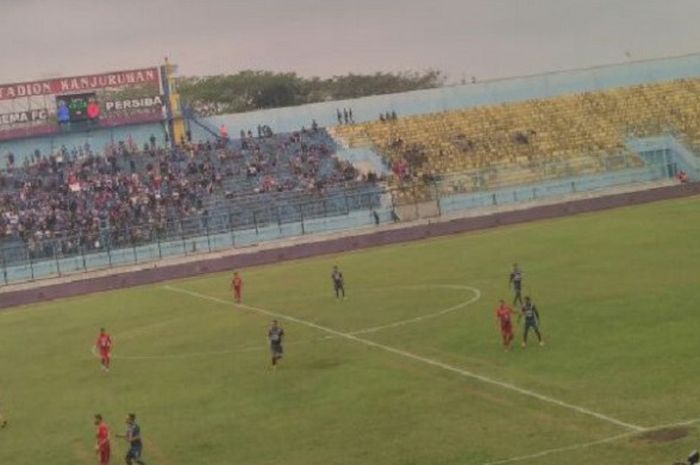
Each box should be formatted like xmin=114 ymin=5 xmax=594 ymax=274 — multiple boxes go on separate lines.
xmin=0 ymin=155 xmax=676 ymax=285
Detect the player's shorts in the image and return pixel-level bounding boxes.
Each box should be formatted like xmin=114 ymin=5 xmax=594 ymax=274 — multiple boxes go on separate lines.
xmin=524 ymin=319 xmax=539 ymax=330
xmin=99 ymin=445 xmax=111 ymax=465
xmin=126 ymin=444 xmax=143 ymax=460
xmin=100 ymin=350 xmax=111 ymax=359
xmin=500 ymin=322 xmax=513 ymax=334
xmin=270 ymin=343 xmax=283 ymax=358
xmin=334 ymin=282 xmax=344 ymax=290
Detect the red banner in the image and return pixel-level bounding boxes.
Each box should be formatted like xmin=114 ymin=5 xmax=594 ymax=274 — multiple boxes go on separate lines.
xmin=0 ymin=67 xmax=160 ymax=101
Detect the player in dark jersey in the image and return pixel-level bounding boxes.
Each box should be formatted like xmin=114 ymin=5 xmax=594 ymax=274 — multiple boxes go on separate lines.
xmin=331 ymin=265 xmax=345 ymax=299
xmin=519 ymin=296 xmax=544 ymax=347
xmin=268 ymin=320 xmax=284 ymax=369
xmin=509 ymin=263 xmax=523 ymax=306
xmin=117 ymin=414 xmax=146 ymax=465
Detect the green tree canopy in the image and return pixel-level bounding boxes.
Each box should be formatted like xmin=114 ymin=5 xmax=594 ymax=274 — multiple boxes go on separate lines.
xmin=177 ymin=70 xmax=445 ymax=115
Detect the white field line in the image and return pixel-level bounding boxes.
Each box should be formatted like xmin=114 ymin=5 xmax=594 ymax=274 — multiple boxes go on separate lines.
xmin=91 ymin=333 xmax=330 ymax=360
xmin=96 ymin=284 xmax=480 ymax=360
xmin=480 ymin=432 xmax=635 ymax=465
xmin=90 ymin=344 xmax=255 ymax=360
xmin=163 ymin=285 xmax=643 ymax=432
xmin=88 ymin=317 xmax=183 ymax=360
xmin=115 ymin=317 xmax=182 ymax=340
xmin=480 ymin=417 xmax=700 ymax=465
xmin=349 ymin=285 xmax=481 ymax=335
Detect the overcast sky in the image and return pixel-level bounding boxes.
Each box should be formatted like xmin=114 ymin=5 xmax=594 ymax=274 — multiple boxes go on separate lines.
xmin=2 ymin=0 xmax=699 ymax=83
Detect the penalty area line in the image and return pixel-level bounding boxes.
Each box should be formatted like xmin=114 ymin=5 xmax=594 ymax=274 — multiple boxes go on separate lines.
xmin=163 ymin=285 xmax=643 ymax=433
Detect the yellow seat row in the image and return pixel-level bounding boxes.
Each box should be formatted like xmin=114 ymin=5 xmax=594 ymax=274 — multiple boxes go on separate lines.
xmin=333 ymin=78 xmax=700 ymax=183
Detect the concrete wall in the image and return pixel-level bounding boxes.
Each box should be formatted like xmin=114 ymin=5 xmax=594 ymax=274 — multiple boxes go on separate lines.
xmin=2 ymin=182 xmax=698 ymax=310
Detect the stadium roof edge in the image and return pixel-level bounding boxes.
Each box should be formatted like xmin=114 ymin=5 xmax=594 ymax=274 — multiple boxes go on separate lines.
xmin=446 ymin=51 xmax=700 ymax=88
xmin=193 ymin=52 xmax=700 ymax=136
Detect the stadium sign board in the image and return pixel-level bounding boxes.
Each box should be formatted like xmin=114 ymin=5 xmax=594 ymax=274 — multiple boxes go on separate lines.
xmin=0 ymin=67 xmax=164 ymax=142
xmin=0 ymin=110 xmax=49 ymax=126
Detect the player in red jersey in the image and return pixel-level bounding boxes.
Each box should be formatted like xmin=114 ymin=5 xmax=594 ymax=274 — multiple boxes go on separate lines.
xmin=95 ymin=328 xmax=113 ymax=372
xmin=230 ymin=272 xmax=243 ymax=303
xmin=496 ymin=299 xmax=516 ymax=351
xmin=94 ymin=414 xmax=111 ymax=465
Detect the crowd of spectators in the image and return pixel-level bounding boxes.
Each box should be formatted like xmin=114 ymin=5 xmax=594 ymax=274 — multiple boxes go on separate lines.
xmin=0 ymin=127 xmax=369 ymax=260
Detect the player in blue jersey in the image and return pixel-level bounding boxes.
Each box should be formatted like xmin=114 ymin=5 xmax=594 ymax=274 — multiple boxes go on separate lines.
xmin=509 ymin=263 xmax=524 ymax=306
xmin=268 ymin=320 xmax=285 ymax=369
xmin=117 ymin=414 xmax=146 ymax=465
xmin=519 ymin=296 xmax=544 ymax=347
xmin=331 ymin=265 xmax=345 ymax=299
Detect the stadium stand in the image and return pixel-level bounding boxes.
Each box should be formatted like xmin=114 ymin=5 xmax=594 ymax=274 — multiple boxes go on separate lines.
xmin=0 ymin=128 xmax=379 ymax=264
xmin=2 ymin=56 xmax=700 ymax=283
xmin=330 ymin=78 xmax=700 ymax=185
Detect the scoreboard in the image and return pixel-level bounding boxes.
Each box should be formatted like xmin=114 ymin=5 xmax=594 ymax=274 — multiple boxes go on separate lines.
xmin=56 ymin=93 xmax=99 ymax=124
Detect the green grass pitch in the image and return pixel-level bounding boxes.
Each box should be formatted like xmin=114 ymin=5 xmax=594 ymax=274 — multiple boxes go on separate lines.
xmin=1 ymin=196 xmax=700 ymax=465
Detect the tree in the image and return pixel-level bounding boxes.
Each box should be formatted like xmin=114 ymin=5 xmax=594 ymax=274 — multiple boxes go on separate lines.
xmin=177 ymin=70 xmax=445 ymax=115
